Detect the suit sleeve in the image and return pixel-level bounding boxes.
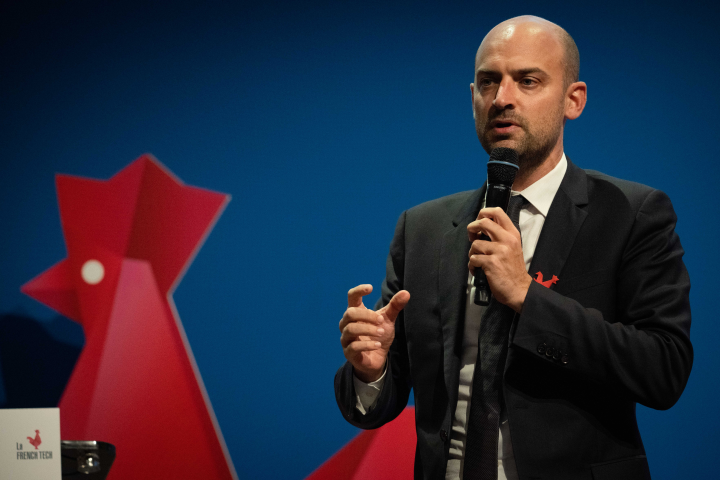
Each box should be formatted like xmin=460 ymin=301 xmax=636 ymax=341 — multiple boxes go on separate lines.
xmin=334 ymin=211 xmax=413 ymax=428
xmin=511 ymin=189 xmax=693 ymax=410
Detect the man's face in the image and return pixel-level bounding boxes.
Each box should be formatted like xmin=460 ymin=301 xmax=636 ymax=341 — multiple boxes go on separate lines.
xmin=472 ymin=23 xmax=568 ymax=169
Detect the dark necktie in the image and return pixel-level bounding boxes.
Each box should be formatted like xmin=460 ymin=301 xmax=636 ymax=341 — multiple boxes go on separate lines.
xmin=463 ymin=194 xmax=527 ymax=480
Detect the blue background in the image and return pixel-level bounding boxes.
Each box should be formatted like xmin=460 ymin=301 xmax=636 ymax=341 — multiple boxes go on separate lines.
xmin=1 ymin=1 xmax=718 ymax=478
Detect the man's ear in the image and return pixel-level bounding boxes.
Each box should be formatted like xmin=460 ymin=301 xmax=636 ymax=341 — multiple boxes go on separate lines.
xmin=565 ymin=81 xmax=587 ymax=120
xmin=470 ymin=83 xmax=476 ymax=119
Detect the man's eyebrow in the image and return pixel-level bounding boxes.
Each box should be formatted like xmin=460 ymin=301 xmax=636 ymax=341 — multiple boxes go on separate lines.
xmin=515 ymin=67 xmax=548 ymax=76
xmin=475 ymin=68 xmax=498 ymax=77
xmin=475 ymin=67 xmax=548 ymax=77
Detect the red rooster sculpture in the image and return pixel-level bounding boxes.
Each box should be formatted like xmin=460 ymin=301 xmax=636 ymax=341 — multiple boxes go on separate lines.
xmin=306 ymin=407 xmax=416 ymax=480
xmin=21 ymin=155 xmax=236 ymax=479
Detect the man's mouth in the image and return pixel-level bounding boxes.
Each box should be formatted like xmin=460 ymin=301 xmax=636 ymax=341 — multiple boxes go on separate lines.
xmin=489 ymin=120 xmax=519 ymax=134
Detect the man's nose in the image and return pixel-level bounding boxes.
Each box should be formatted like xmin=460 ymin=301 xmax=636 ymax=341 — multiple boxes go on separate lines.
xmin=492 ymin=78 xmax=516 ymax=109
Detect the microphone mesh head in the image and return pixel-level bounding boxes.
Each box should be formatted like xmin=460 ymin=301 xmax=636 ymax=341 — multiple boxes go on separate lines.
xmin=487 ymin=148 xmax=519 ymax=186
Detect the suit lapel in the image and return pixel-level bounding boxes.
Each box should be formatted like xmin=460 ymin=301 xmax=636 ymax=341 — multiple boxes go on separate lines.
xmin=528 ymin=158 xmax=589 ymax=288
xmin=439 ymin=186 xmax=484 ymax=405
xmin=437 ymin=159 xmax=588 ymax=430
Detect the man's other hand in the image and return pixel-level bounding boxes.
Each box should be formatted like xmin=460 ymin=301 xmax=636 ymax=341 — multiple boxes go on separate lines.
xmin=467 ymin=207 xmax=532 ymax=313
xmin=339 ymin=284 xmax=410 ymax=383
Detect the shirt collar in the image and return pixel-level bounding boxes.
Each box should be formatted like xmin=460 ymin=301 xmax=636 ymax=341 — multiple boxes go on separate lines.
xmin=513 ymin=153 xmax=567 ymax=217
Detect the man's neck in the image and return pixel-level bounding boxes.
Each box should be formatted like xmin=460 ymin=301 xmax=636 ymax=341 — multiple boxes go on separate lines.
xmin=512 ymin=143 xmax=564 ymax=192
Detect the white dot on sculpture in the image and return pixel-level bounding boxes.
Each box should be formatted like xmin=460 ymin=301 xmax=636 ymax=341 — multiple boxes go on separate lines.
xmin=81 ymin=259 xmax=105 ymax=285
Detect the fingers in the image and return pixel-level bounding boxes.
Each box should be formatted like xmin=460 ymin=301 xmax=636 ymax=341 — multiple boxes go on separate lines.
xmin=381 ymin=290 xmax=410 ymax=322
xmin=343 ymin=340 xmax=383 ymax=356
xmin=477 ymin=207 xmax=514 ymax=229
xmin=468 ymin=237 xmax=507 ymax=263
xmin=468 ymin=238 xmax=500 ymax=257
xmin=340 ymin=322 xmax=385 ymax=348
xmin=468 ymin=239 xmax=489 ymax=276
xmin=467 ymin=217 xmax=508 ymax=242
xmin=341 ymin=284 xmax=397 ymax=379
xmin=340 ymin=306 xmax=391 ymax=377
xmin=348 ymin=284 xmax=373 ymax=308
xmin=468 ymin=236 xmax=516 ymax=275
xmin=339 ymin=307 xmax=382 ymax=332
xmin=467 ymin=207 xmax=518 ymax=242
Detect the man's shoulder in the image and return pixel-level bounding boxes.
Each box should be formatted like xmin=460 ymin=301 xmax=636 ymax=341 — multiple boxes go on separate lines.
xmin=405 ymin=189 xmax=478 ymax=219
xmin=584 ymin=169 xmax=654 ymax=195
xmin=582 ymin=168 xmax=662 ymax=212
xmin=391 ymin=190 xmax=480 ymax=239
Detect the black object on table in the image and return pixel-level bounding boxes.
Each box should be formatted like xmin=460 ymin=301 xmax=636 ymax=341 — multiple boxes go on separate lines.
xmin=61 ymin=441 xmax=115 ymax=479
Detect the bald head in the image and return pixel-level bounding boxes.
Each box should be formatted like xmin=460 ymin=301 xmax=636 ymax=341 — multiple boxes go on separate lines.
xmin=477 ymin=16 xmax=579 ymax=89
xmin=470 ymin=15 xmax=588 ymax=187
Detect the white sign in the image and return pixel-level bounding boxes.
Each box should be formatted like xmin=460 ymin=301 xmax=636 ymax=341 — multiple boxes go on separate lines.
xmin=0 ymin=408 xmax=61 ymax=479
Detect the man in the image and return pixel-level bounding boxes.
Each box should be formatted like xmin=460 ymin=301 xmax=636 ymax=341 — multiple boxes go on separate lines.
xmin=335 ymin=15 xmax=692 ymax=480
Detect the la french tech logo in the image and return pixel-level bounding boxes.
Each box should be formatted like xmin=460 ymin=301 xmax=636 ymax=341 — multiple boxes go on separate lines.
xmin=27 ymin=430 xmax=42 ymax=450
xmin=16 ymin=429 xmax=52 ymax=460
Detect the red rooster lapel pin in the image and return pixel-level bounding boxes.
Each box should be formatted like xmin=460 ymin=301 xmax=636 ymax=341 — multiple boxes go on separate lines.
xmin=534 ymin=271 xmax=559 ymax=288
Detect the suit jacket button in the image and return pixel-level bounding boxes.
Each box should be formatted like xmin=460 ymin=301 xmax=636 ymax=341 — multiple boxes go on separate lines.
xmin=545 ymin=347 xmax=554 ymax=357
xmin=537 ymin=343 xmax=547 ymax=354
xmin=561 ymin=354 xmax=570 ymax=364
xmin=553 ymin=349 xmax=561 ymax=361
xmin=440 ymin=430 xmax=448 ymax=442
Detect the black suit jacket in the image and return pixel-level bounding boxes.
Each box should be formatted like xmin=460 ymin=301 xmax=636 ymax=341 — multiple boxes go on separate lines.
xmin=335 ymin=159 xmax=692 ymax=480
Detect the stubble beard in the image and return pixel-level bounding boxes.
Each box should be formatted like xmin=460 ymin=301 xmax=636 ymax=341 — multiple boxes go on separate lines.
xmin=478 ymin=104 xmax=564 ymax=177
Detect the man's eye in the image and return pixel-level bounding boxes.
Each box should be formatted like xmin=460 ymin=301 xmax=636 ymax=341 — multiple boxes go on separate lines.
xmin=478 ymin=78 xmax=493 ymax=87
xmin=520 ymin=78 xmax=537 ymax=86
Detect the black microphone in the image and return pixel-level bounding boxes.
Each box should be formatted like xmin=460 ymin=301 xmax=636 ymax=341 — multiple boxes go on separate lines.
xmin=473 ymin=147 xmax=520 ymax=306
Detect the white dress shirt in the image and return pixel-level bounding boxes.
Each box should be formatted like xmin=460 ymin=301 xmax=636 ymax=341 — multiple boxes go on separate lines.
xmin=354 ymin=154 xmax=568 ymax=480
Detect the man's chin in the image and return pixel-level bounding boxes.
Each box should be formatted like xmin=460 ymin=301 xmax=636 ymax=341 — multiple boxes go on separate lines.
xmin=481 ymin=137 xmax=522 ymax=154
